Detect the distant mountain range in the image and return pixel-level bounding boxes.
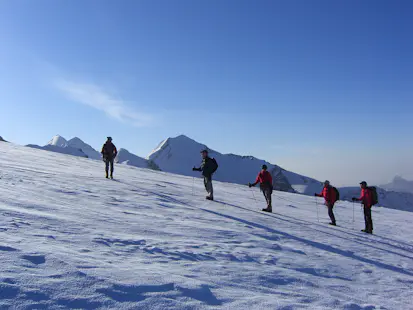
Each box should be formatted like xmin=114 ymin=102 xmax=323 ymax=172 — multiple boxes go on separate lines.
xmin=147 ymin=135 xmax=322 ymax=195
xmin=380 ymin=176 xmax=413 ymax=194
xmin=0 ymin=136 xmax=7 ymax=142
xmin=27 ymin=135 xmax=157 ymax=170
xmin=15 ymin=134 xmax=413 ymax=212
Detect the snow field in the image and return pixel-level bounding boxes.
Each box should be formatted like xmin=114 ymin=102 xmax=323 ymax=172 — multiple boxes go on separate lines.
xmin=0 ymin=143 xmax=412 ymax=309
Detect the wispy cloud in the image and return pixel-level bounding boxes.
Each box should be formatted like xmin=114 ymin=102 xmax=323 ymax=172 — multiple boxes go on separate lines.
xmin=56 ymin=80 xmax=155 ymax=127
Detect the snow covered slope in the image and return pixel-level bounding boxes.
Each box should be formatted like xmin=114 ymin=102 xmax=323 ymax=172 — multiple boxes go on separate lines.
xmin=1 ymin=143 xmax=412 ymax=309
xmin=26 ymin=144 xmax=88 ymax=158
xmin=116 ymin=148 xmax=159 ymax=170
xmin=148 ymin=135 xmax=322 ymax=195
xmin=67 ymin=137 xmax=102 ymax=160
xmin=0 ymin=136 xmax=7 ymax=142
xmin=381 ymin=176 xmax=413 ymax=194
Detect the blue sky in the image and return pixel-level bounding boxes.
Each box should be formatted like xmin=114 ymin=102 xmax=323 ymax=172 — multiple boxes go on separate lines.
xmin=1 ymin=0 xmax=412 ymax=186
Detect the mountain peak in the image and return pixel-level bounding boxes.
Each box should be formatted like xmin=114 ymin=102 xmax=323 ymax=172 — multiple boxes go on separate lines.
xmin=68 ymin=137 xmax=84 ymax=144
xmin=48 ymin=135 xmax=68 ymax=147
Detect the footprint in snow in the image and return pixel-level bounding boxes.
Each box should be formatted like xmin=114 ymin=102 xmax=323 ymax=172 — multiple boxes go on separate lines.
xmin=21 ymin=254 xmax=46 ymax=265
xmin=0 ymin=245 xmax=18 ymax=252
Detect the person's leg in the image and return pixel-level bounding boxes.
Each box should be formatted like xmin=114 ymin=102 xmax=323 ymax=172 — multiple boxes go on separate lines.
xmin=204 ymin=176 xmax=213 ymax=199
xmin=366 ymin=207 xmax=373 ymax=232
xmin=263 ymin=188 xmax=272 ymax=211
xmin=105 ymin=159 xmax=109 ymax=178
xmin=110 ymin=159 xmax=114 ymax=177
xmin=328 ymin=203 xmax=336 ymax=224
xmin=363 ymin=206 xmax=369 ymax=231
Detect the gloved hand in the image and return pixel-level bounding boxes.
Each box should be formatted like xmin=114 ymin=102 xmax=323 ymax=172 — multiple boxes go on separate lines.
xmin=248 ymin=183 xmax=252 ymax=188
xmin=314 ymin=193 xmax=318 ymax=196
xmin=192 ymin=167 xmax=199 ymax=171
xmin=352 ymin=197 xmax=357 ymax=201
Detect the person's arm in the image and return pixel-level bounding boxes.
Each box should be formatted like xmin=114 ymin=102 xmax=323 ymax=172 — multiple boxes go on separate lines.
xmin=101 ymin=145 xmax=105 ymax=154
xmin=193 ymin=167 xmax=201 ymax=171
xmin=250 ymin=174 xmax=261 ymax=187
xmin=113 ymin=145 xmax=118 ymax=157
xmin=352 ymin=190 xmax=363 ymax=201
xmin=315 ymin=188 xmax=324 ymax=197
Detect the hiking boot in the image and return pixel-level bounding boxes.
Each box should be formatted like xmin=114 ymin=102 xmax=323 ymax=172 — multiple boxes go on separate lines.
xmin=329 ymin=222 xmax=336 ymax=226
xmin=206 ymin=196 xmax=214 ymax=201
xmin=262 ymin=207 xmax=272 ymax=213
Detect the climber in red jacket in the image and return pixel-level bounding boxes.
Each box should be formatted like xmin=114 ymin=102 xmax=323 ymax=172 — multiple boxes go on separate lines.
xmin=352 ymin=181 xmax=374 ymax=233
xmin=249 ymin=165 xmax=273 ymax=213
xmin=315 ymin=180 xmax=337 ymax=226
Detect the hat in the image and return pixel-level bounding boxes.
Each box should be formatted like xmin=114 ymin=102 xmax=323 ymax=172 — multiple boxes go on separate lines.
xmin=200 ymin=149 xmax=208 ymax=154
xmin=107 ymin=136 xmax=112 ymax=141
xmin=360 ymin=181 xmax=367 ymax=185
xmin=262 ymin=164 xmax=268 ymax=170
xmin=324 ymin=180 xmax=330 ymax=185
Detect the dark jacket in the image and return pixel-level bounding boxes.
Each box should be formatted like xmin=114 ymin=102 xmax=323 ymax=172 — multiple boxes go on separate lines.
xmin=101 ymin=142 xmax=118 ymax=160
xmin=196 ymin=157 xmax=216 ymax=177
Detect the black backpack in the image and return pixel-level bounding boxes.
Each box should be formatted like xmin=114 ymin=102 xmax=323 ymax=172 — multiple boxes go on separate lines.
xmin=210 ymin=158 xmax=218 ymax=173
xmin=368 ymin=186 xmax=379 ymax=205
xmin=332 ymin=186 xmax=340 ymax=202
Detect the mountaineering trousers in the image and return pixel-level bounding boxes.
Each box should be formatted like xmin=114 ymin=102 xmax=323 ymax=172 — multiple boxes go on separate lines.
xmin=105 ymin=158 xmax=114 ymax=176
xmin=204 ymin=175 xmax=213 ymax=198
xmin=363 ymin=206 xmax=373 ymax=232
xmin=327 ymin=203 xmax=336 ymax=224
xmin=262 ymin=187 xmax=272 ymax=208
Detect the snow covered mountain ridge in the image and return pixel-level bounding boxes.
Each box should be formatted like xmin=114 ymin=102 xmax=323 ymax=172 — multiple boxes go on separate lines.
xmin=147 ymin=135 xmax=322 ymax=195
xmin=10 ymin=134 xmax=413 ymax=212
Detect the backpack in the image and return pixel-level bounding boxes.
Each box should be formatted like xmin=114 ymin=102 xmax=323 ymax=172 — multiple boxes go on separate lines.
xmin=210 ymin=158 xmax=218 ymax=174
xmin=332 ymin=186 xmax=340 ymax=202
xmin=368 ymin=186 xmax=378 ymax=205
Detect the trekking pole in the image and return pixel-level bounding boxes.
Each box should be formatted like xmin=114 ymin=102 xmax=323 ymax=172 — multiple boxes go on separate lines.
xmin=315 ymin=197 xmax=320 ymax=223
xmin=251 ymin=188 xmax=258 ymax=208
xmin=192 ymin=177 xmax=195 ymax=196
xmin=352 ymin=201 xmax=355 ymax=230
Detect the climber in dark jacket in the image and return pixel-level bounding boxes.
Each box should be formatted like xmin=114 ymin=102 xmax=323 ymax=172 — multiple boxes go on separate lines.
xmin=101 ymin=137 xmax=118 ymax=179
xmin=193 ymin=149 xmax=218 ymax=200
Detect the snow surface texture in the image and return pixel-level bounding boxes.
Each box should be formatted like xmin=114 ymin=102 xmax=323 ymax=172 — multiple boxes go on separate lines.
xmin=1 ymin=143 xmax=412 ymax=309
xmin=148 ymin=135 xmax=322 ymax=195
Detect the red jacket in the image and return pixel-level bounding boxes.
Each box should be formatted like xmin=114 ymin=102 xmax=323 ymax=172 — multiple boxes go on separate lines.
xmin=255 ymin=171 xmax=273 ymax=187
xmin=359 ymin=188 xmax=373 ymax=208
xmin=316 ymin=186 xmax=337 ymax=204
